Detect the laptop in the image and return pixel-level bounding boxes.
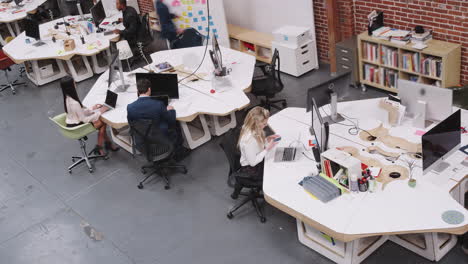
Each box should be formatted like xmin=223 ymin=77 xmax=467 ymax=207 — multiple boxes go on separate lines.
xmin=103 ymin=90 xmax=118 ymax=109
xmin=273 ymin=133 xmax=302 ymax=163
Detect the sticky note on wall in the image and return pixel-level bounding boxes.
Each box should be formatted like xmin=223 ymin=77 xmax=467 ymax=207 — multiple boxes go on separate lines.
xmin=193 ymin=18 xmax=198 ymax=22
xmin=188 ymin=12 xmax=193 ymax=17
xmin=201 ymin=16 xmax=206 ymax=21
xmin=182 ymin=11 xmax=187 ymax=16
xmin=198 ymin=10 xmax=203 ymax=15
xmin=188 ymin=6 xmax=192 ymax=10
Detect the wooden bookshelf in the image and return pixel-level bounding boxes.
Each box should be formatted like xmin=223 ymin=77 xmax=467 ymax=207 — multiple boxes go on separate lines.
xmin=227 ymin=24 xmax=274 ymax=63
xmin=357 ymin=31 xmax=461 ymax=93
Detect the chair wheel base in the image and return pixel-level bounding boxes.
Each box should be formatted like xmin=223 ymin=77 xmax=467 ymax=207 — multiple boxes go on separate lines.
xmin=141 ymin=168 xmax=147 ymax=174
xmin=260 ymin=217 xmax=266 ymax=223
xmin=182 ymin=168 xmax=188 ymax=174
xmin=137 ymin=183 xmax=144 ymax=189
xmin=68 ymin=169 xmax=72 ymax=174
xmin=89 ymin=168 xmax=93 ymax=173
xmin=227 ymin=213 xmax=234 ymax=219
xmin=164 ymin=185 xmax=170 ymax=190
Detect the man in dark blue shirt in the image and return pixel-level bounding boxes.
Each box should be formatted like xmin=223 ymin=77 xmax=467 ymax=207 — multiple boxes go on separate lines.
xmin=113 ymin=0 xmax=140 ymax=48
xmin=155 ymin=0 xmax=178 ymax=42
xmin=127 ymin=78 xmax=189 ymax=160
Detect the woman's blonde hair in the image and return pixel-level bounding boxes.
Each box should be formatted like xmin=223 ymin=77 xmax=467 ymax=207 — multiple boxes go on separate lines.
xmin=238 ymin=107 xmax=270 ymax=148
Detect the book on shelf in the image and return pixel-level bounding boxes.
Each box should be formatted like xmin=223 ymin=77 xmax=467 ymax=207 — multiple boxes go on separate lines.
xmin=390 ymin=36 xmax=410 ymax=45
xmin=402 ymin=52 xmax=420 ymax=73
xmin=381 ymin=68 xmax=398 ymax=89
xmin=411 ymin=30 xmax=433 ymax=44
xmin=381 ymin=46 xmax=398 ymax=67
xmin=421 ymin=56 xmax=442 ymax=78
xmin=363 ymin=64 xmax=380 ymax=84
xmin=363 ymin=42 xmax=378 ymax=62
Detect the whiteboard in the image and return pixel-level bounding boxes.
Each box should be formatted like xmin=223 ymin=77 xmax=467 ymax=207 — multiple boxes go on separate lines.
xmin=161 ymin=0 xmax=229 ymax=47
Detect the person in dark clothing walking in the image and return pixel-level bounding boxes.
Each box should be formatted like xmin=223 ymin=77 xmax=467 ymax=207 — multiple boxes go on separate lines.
xmin=155 ymin=0 xmax=178 ymax=43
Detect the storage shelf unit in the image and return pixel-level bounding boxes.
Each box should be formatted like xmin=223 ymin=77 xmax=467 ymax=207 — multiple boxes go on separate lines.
xmin=227 ymin=24 xmax=273 ymax=63
xmin=357 ymin=32 xmax=461 ymax=93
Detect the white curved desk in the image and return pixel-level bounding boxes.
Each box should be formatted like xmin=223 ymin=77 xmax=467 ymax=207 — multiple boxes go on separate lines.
xmin=265 ymin=99 xmax=468 ymax=264
xmin=0 ymin=0 xmax=46 ymax=44
xmin=3 ymin=14 xmax=123 ymax=85
xmin=83 ymin=46 xmax=256 ymax=150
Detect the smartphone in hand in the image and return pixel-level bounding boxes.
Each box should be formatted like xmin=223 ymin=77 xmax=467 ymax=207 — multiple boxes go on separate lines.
xmin=273 ymin=137 xmax=282 ymax=142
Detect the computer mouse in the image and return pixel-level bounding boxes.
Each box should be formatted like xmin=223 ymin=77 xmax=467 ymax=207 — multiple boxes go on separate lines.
xmin=54 ymin=25 xmax=58 ymax=29
xmin=389 ymin=172 xmax=401 ymax=178
xmin=367 ymin=135 xmax=377 ymax=141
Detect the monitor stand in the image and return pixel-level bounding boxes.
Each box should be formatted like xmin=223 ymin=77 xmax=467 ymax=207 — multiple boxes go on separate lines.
xmin=432 ymin=161 xmax=451 ymax=174
xmin=77 ymin=3 xmax=86 ymax=21
xmin=412 ymin=100 xmax=436 ymax=129
xmin=114 ymin=58 xmax=130 ymax=92
xmin=322 ymin=92 xmax=345 ymax=124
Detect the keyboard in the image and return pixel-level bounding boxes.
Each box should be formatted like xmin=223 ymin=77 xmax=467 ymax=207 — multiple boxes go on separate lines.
xmin=282 ymin=147 xmax=296 ymax=161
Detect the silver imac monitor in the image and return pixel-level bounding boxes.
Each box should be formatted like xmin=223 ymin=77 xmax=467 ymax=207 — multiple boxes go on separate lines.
xmin=310 ymin=98 xmax=329 ymax=153
xmin=422 ymin=109 xmax=461 ymax=174
xmin=398 ymin=79 xmax=453 ymax=122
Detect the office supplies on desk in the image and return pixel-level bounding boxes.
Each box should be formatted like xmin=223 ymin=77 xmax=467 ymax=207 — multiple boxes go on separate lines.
xmin=302 ymin=175 xmax=341 ymax=203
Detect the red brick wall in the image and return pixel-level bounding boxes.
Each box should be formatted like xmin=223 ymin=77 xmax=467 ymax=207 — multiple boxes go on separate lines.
xmin=353 ymin=0 xmax=467 ymax=85
xmin=138 ymin=0 xmax=154 ymax=13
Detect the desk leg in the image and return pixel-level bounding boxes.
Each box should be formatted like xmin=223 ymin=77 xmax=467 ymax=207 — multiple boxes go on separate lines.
xmin=207 ymin=112 xmax=237 ymax=136
xmin=6 ymin=22 xmax=16 ymax=37
xmin=180 ymin=115 xmax=212 ymax=149
xmin=0 ymin=33 xmax=6 ymax=46
xmin=13 ymin=21 xmax=20 ymax=36
xmin=66 ymin=56 xmax=94 ymax=82
xmin=91 ymin=49 xmax=111 ymax=74
xmin=27 ymin=60 xmax=67 ymax=86
xmin=296 ymin=220 xmax=388 ymax=264
xmin=389 ymin=233 xmax=457 ymax=261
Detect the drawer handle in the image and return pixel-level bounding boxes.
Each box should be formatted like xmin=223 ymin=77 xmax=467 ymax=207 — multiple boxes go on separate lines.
xmin=341 ymin=57 xmax=350 ymax=62
xmin=341 ymin=65 xmax=350 ymax=69
xmin=303 ymin=60 xmax=310 ymax=65
xmin=341 ymin=49 xmax=349 ymax=53
xmin=301 ymin=50 xmax=309 ymax=55
xmin=301 ymin=44 xmax=308 ymax=49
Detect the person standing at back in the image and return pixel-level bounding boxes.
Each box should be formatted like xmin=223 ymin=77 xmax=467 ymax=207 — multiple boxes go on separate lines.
xmin=113 ymin=0 xmax=140 ymax=49
xmin=155 ymin=0 xmax=178 ymax=43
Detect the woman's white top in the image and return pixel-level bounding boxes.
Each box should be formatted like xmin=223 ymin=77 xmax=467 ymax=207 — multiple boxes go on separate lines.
xmin=65 ymin=96 xmax=100 ymax=125
xmin=239 ymin=130 xmax=267 ymax=167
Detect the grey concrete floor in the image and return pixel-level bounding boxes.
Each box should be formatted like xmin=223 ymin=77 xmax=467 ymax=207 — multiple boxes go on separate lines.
xmin=0 ymin=45 xmax=467 ymax=264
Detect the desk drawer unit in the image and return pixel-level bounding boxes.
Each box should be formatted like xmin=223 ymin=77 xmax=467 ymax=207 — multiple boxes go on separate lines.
xmin=272 ymin=40 xmax=318 ymax=77
xmin=336 ymin=37 xmax=359 ymax=85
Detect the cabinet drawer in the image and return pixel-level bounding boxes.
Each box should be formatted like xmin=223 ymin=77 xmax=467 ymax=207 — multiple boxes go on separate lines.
xmin=337 ymin=55 xmax=353 ymax=67
xmin=337 ymin=63 xmax=352 ymax=72
xmin=337 ymin=47 xmax=355 ymax=59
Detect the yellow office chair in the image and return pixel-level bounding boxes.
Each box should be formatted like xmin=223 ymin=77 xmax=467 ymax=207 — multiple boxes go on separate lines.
xmin=50 ymin=113 xmax=107 ymax=173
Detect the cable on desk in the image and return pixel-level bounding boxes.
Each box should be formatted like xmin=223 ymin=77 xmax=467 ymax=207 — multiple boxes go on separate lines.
xmin=177 ymin=0 xmax=211 ymax=84
xmin=320 ymin=106 xmax=376 ymax=138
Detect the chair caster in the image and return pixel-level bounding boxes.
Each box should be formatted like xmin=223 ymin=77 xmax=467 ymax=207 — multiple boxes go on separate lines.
xmin=68 ymin=169 xmax=72 ymax=174
xmin=89 ymin=168 xmax=93 ymax=173
xmin=164 ymin=185 xmax=170 ymax=190
xmin=182 ymin=168 xmax=188 ymax=174
xmin=137 ymin=183 xmax=144 ymax=189
xmin=260 ymin=217 xmax=266 ymax=223
xmin=72 ymin=158 xmax=75 ymax=162
xmin=141 ymin=168 xmax=147 ymax=174
xmin=227 ymin=212 xmax=234 ymax=219
xmin=282 ymin=102 xmax=287 ymax=108
xmin=12 ymin=91 xmax=16 ymax=95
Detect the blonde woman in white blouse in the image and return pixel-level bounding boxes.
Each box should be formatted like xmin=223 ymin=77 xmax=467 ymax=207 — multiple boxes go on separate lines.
xmin=238 ymin=107 xmax=280 ymax=177
xmin=61 ymin=76 xmax=119 ymax=156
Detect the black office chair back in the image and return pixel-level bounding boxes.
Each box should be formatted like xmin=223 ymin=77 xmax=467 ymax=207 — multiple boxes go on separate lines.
xmin=137 ymin=13 xmax=154 ymax=46
xmin=129 ymin=119 xmax=173 ymax=162
xmin=219 ymin=128 xmax=241 ymax=188
xmin=269 ymin=49 xmax=284 ymax=88
xmin=171 ymin=28 xmax=204 ymax=49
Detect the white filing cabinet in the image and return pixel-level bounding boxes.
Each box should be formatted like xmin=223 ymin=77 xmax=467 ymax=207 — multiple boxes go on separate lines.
xmin=272 ymin=40 xmax=318 ymax=77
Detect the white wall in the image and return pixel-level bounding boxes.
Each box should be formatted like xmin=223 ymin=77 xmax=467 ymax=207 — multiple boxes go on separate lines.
xmin=223 ymin=0 xmax=315 ymax=35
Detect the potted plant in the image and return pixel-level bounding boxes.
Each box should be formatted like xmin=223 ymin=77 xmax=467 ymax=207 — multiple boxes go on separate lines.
xmin=404 ymin=158 xmax=417 ymax=188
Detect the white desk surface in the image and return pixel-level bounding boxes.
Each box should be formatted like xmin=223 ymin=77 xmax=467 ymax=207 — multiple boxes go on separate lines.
xmin=83 ymin=46 xmax=256 ymax=126
xmin=3 ymin=14 xmax=124 ymax=64
xmin=0 ymin=0 xmax=46 ymax=23
xmin=264 ymin=100 xmax=468 ymax=242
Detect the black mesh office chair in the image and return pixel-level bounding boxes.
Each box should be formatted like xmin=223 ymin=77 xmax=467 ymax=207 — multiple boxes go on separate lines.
xmin=219 ymin=129 xmax=266 ymax=223
xmin=251 ymin=49 xmax=287 ymax=111
xmin=129 ymin=119 xmax=187 ymax=190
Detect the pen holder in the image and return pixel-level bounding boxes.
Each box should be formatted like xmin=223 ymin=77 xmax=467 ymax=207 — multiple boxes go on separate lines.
xmin=358 ymin=181 xmax=368 ymax=192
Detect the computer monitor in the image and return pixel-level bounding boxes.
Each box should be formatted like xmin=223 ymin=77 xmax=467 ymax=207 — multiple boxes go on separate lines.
xmin=209 ymin=36 xmax=227 ymax=76
xmin=14 ymin=0 xmax=23 ymax=6
xmin=24 ymin=18 xmax=40 ymax=40
xmin=398 ymin=79 xmax=453 ymax=123
xmin=135 ymin=73 xmax=179 ymax=99
xmin=90 ymin=1 xmax=106 ymax=27
xmin=306 ymin=71 xmax=351 ymax=123
xmin=310 ymin=97 xmax=330 ymax=153
xmin=422 ymin=109 xmax=461 ymax=174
